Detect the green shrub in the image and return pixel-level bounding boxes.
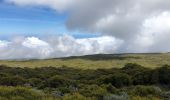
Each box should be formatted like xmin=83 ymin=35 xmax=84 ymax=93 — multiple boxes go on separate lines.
xmin=79 ymin=84 xmax=108 ymax=99
xmin=160 ymin=91 xmax=170 ymax=99
xmin=158 ymin=65 xmax=170 ymax=84
xmin=122 ymin=63 xmax=146 ymax=75
xmin=130 ymin=86 xmax=161 ymax=97
xmin=63 ymin=93 xmax=90 ymax=100
xmin=0 ymin=86 xmax=44 ymax=100
xmin=103 ymin=92 xmax=130 ymax=100
xmin=47 ymin=75 xmax=71 ymax=88
xmin=101 ymin=73 xmax=132 ymax=88
xmin=0 ymin=76 xmax=26 ymax=86
xmin=28 ymin=78 xmax=42 ymax=87
xmin=131 ymin=96 xmax=160 ymax=100
xmin=133 ymin=71 xmax=153 ymax=85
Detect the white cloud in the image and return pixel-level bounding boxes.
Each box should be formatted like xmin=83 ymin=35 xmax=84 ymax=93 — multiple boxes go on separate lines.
xmin=22 ymin=37 xmax=49 ymax=48
xmin=126 ymin=11 xmax=170 ymax=52
xmin=0 ymin=35 xmax=123 ymax=59
xmin=0 ymin=40 xmax=9 ymax=48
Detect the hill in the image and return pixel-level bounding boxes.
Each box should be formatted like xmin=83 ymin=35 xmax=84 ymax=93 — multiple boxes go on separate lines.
xmin=0 ymin=53 xmax=170 ymax=69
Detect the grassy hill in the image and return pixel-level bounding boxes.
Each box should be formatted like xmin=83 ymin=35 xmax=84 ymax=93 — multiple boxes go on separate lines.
xmin=0 ymin=53 xmax=170 ymax=69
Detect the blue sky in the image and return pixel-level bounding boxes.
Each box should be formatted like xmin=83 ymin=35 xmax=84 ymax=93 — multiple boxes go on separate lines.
xmin=0 ymin=2 xmax=66 ymax=38
xmin=0 ymin=1 xmax=99 ymax=40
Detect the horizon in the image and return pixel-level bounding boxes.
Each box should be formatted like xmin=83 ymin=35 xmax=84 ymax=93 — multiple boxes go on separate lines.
xmin=1 ymin=52 xmax=170 ymax=61
xmin=1 ymin=0 xmax=170 ymax=59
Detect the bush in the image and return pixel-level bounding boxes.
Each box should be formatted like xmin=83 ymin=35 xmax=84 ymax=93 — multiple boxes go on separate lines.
xmin=122 ymin=63 xmax=147 ymax=75
xmin=0 ymin=86 xmax=44 ymax=100
xmin=0 ymin=64 xmax=169 ymax=99
xmin=101 ymin=84 xmax=118 ymax=94
xmin=0 ymin=76 xmax=26 ymax=86
xmin=131 ymin=96 xmax=160 ymax=100
xmin=47 ymin=75 xmax=71 ymax=88
xmin=160 ymin=91 xmax=170 ymax=99
xmin=133 ymin=71 xmax=152 ymax=85
xmin=103 ymin=92 xmax=130 ymax=100
xmin=130 ymin=86 xmax=161 ymax=97
xmin=63 ymin=93 xmax=90 ymax=100
xmin=28 ymin=78 xmax=42 ymax=87
xmin=79 ymin=84 xmax=108 ymax=99
xmin=158 ymin=65 xmax=170 ymax=84
xmin=101 ymin=73 xmax=132 ymax=88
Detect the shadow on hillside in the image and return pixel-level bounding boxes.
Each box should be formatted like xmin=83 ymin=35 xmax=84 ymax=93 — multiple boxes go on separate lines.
xmin=59 ymin=54 xmax=141 ymax=61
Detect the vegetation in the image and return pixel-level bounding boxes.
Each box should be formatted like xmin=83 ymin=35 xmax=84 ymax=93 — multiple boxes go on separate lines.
xmin=0 ymin=63 xmax=170 ymax=99
xmin=0 ymin=53 xmax=170 ymax=69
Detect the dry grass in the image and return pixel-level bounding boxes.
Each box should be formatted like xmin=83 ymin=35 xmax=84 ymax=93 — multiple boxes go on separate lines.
xmin=0 ymin=53 xmax=170 ymax=69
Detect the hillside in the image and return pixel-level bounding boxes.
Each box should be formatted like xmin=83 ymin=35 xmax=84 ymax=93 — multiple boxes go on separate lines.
xmin=0 ymin=54 xmax=170 ymax=100
xmin=0 ymin=53 xmax=170 ymax=69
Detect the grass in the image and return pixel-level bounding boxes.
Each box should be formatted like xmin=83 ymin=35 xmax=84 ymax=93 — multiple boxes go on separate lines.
xmin=0 ymin=53 xmax=170 ymax=69
xmin=0 ymin=86 xmax=44 ymax=100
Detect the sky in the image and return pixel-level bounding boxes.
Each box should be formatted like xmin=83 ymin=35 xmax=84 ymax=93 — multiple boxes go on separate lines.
xmin=0 ymin=0 xmax=170 ymax=59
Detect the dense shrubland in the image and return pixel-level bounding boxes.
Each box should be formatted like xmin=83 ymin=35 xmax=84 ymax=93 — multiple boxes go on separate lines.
xmin=0 ymin=63 xmax=170 ymax=100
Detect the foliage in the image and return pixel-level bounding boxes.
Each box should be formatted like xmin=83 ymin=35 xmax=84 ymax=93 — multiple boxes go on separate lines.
xmin=0 ymin=86 xmax=43 ymax=100
xmin=0 ymin=63 xmax=169 ymax=99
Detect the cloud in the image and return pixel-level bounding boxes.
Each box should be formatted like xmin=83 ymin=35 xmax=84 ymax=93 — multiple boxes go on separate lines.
xmin=66 ymin=0 xmax=170 ymax=40
xmin=124 ymin=11 xmax=170 ymax=53
xmin=140 ymin=12 xmax=170 ymax=52
xmin=22 ymin=37 xmax=49 ymax=48
xmin=6 ymin=0 xmax=170 ymax=39
xmin=3 ymin=0 xmax=170 ymax=57
xmin=22 ymin=37 xmax=53 ymax=57
xmin=0 ymin=40 xmax=9 ymax=48
xmin=0 ymin=35 xmax=123 ymax=59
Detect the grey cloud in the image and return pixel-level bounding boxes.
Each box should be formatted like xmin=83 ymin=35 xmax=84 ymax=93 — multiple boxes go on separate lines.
xmin=6 ymin=0 xmax=170 ymax=39
xmin=66 ymin=0 xmax=170 ymax=40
